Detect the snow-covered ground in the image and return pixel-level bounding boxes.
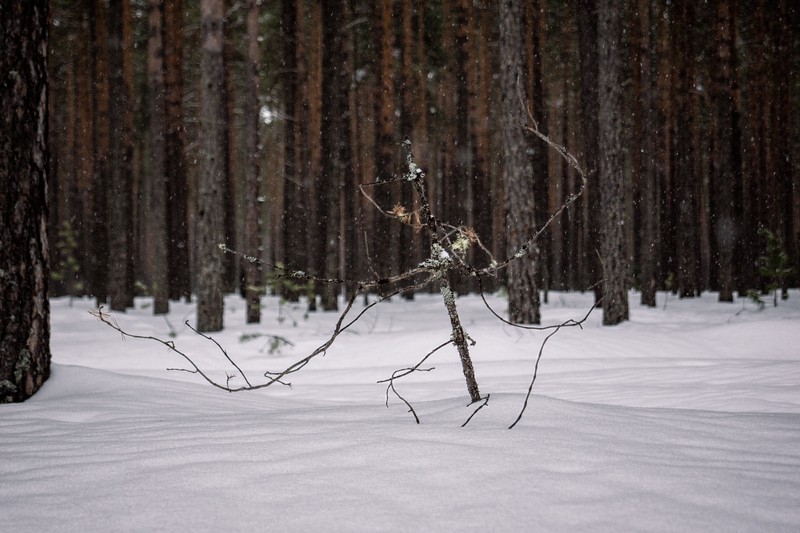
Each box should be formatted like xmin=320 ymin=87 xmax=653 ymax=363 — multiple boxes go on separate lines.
xmin=3 ymin=290 xmax=800 ymax=532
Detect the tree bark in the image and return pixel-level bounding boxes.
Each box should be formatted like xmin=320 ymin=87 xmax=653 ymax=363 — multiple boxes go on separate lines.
xmin=597 ymin=0 xmax=629 ymax=325
xmin=148 ymin=0 xmax=169 ymax=315
xmin=243 ymin=0 xmax=263 ymax=323
xmin=196 ymin=0 xmax=226 ymax=332
xmin=107 ymin=0 xmax=135 ymax=311
xmin=711 ymin=0 xmax=741 ymax=302
xmin=637 ymin=0 xmax=661 ymax=307
xmin=0 ymin=0 xmax=51 ymax=403
xmin=163 ymin=0 xmax=191 ymax=302
xmin=672 ymin=0 xmax=699 ymax=298
xmin=576 ymin=0 xmax=603 ymax=302
xmin=500 ymin=0 xmax=540 ymax=325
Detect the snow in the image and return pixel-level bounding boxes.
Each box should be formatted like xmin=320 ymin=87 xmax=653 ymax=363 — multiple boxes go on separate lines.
xmin=2 ymin=290 xmax=800 ymax=532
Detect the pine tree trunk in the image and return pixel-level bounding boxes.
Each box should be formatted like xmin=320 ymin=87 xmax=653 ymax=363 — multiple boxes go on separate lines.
xmin=597 ymin=0 xmax=629 ymax=325
xmin=500 ymin=0 xmax=540 ymax=325
xmin=196 ymin=0 xmax=226 ymax=333
xmin=672 ymin=0 xmax=699 ymax=298
xmin=163 ymin=0 xmax=191 ymax=302
xmin=91 ymin=0 xmax=110 ymax=306
xmin=281 ymin=0 xmax=301 ymax=300
xmin=243 ymin=0 xmax=262 ymax=324
xmin=148 ymin=0 xmax=169 ymax=315
xmin=107 ymin=0 xmax=135 ymax=311
xmin=372 ymin=0 xmax=396 ymax=284
xmin=576 ymin=0 xmax=603 ymax=302
xmin=0 ymin=0 xmax=51 ymax=403
xmin=638 ymin=0 xmax=661 ymax=307
xmin=711 ymin=0 xmax=741 ymax=302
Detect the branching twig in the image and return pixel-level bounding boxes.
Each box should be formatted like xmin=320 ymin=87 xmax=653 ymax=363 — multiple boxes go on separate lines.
xmin=462 ymin=394 xmax=490 ymax=428
xmin=507 ymin=298 xmax=603 ymax=429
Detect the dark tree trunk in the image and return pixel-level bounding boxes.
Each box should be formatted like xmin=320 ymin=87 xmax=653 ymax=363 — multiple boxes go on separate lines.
xmin=163 ymin=0 xmax=191 ymax=302
xmin=525 ymin=0 xmax=550 ymax=300
xmin=243 ymin=0 xmax=263 ymax=323
xmin=91 ymin=0 xmax=110 ymax=306
xmin=107 ymin=0 xmax=135 ymax=311
xmin=280 ymin=0 xmax=302 ymax=301
xmin=148 ymin=0 xmax=169 ymax=315
xmin=711 ymin=0 xmax=742 ymax=302
xmin=672 ymin=0 xmax=699 ymax=298
xmin=500 ymin=0 xmax=540 ymax=325
xmin=196 ymin=0 xmax=226 ymax=332
xmin=320 ymin=0 xmax=354 ymax=311
xmin=0 ymin=0 xmax=51 ymax=403
xmin=597 ymin=0 xmax=629 ymax=325
xmin=576 ymin=0 xmax=603 ymax=302
xmin=372 ymin=0 xmax=396 ymax=283
xmin=638 ymin=0 xmax=661 ymax=307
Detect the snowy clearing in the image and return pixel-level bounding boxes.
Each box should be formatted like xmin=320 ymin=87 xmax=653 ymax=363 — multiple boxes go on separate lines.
xmin=2 ymin=291 xmax=800 ymax=532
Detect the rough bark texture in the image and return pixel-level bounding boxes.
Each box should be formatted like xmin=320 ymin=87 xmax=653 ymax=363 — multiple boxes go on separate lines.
xmin=500 ymin=0 xmax=540 ymax=325
xmin=196 ymin=0 xmax=226 ymax=333
xmin=0 ymin=0 xmax=51 ymax=403
xmin=243 ymin=0 xmax=262 ymax=323
xmin=597 ymin=0 xmax=629 ymax=325
xmin=148 ymin=0 xmax=169 ymax=315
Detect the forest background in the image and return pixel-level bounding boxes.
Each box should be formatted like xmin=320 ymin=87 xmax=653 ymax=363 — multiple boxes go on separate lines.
xmin=47 ymin=0 xmax=800 ymax=328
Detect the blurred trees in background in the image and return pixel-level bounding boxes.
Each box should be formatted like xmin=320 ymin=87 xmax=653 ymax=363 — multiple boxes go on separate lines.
xmin=46 ymin=0 xmax=800 ymax=326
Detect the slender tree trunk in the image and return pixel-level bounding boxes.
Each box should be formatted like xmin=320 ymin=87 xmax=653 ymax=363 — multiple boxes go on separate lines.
xmin=164 ymin=0 xmax=191 ymax=302
xmin=672 ymin=0 xmax=699 ymax=297
xmin=148 ymin=0 xmax=169 ymax=315
xmin=0 ymin=0 xmax=51 ymax=403
xmin=92 ymin=0 xmax=110 ymax=306
xmin=638 ymin=0 xmax=660 ymax=306
xmin=373 ymin=0 xmax=396 ymax=283
xmin=320 ymin=0 xmax=354 ymax=311
xmin=281 ymin=0 xmax=301 ymax=300
xmin=711 ymin=0 xmax=741 ymax=302
xmin=107 ymin=0 xmax=134 ymax=311
xmin=576 ymin=0 xmax=603 ymax=301
xmin=243 ymin=0 xmax=262 ymax=323
xmin=196 ymin=0 xmax=226 ymax=332
xmin=525 ymin=0 xmax=550 ymax=301
xmin=597 ymin=0 xmax=629 ymax=324
xmin=500 ymin=0 xmax=540 ymax=325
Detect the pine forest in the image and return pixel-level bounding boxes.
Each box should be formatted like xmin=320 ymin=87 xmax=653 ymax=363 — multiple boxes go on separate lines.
xmin=46 ymin=0 xmax=800 ymax=329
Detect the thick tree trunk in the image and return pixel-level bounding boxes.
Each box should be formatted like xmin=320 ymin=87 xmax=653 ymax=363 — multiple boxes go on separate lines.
xmin=597 ymin=0 xmax=629 ymax=325
xmin=0 ymin=0 xmax=51 ymax=403
xmin=196 ymin=0 xmax=226 ymax=333
xmin=500 ymin=0 xmax=540 ymax=325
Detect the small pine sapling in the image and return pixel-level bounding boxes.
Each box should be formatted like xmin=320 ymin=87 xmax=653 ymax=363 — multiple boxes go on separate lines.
xmin=757 ymin=227 xmax=794 ymax=307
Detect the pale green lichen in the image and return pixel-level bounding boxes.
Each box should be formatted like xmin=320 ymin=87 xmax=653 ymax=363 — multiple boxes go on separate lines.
xmin=14 ymin=350 xmax=32 ymax=384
